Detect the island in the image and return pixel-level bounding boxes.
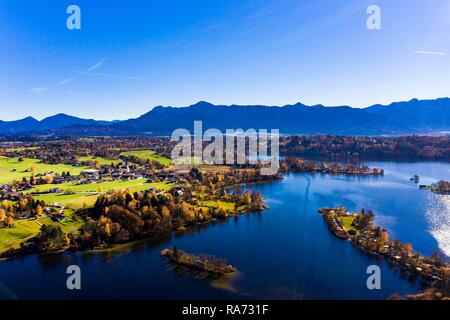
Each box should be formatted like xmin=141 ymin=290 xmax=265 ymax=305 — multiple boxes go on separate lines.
xmin=161 ymin=246 xmax=236 ymax=275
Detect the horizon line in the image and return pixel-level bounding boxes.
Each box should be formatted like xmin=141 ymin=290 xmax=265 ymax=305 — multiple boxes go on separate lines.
xmin=1 ymin=96 xmax=448 ymax=122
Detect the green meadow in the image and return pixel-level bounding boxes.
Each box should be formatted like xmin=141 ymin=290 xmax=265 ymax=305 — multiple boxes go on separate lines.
xmin=339 ymin=215 xmax=359 ymax=233
xmin=199 ymin=200 xmax=236 ymax=212
xmin=0 ymin=219 xmax=41 ymax=253
xmin=0 ymin=156 xmax=89 ymax=184
xmin=120 ymin=150 xmax=172 ymax=166
xmin=0 ymin=211 xmax=84 ymax=254
xmin=4 ymin=146 xmax=40 ymax=152
xmin=28 ymin=179 xmax=174 ymax=194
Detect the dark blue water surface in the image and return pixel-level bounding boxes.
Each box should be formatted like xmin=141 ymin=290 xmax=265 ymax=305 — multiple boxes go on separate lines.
xmin=0 ymin=162 xmax=449 ymax=300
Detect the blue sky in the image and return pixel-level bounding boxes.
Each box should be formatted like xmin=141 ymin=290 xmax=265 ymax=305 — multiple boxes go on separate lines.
xmin=0 ymin=0 xmax=449 ymax=120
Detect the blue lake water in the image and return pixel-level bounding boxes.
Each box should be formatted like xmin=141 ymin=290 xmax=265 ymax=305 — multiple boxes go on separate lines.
xmin=0 ymin=161 xmax=449 ymax=300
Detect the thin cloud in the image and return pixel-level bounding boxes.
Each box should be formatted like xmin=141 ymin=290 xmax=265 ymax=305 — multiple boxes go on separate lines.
xmin=71 ymin=70 xmax=142 ymax=80
xmin=88 ymin=57 xmax=108 ymax=71
xmin=62 ymin=57 xmax=142 ymax=84
xmin=59 ymin=78 xmax=74 ymax=85
xmin=415 ymin=50 xmax=446 ymax=56
xmin=30 ymin=87 xmax=48 ymax=94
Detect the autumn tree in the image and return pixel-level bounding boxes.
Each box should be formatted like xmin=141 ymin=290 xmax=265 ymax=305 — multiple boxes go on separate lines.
xmin=5 ymin=216 xmax=14 ymax=228
xmin=35 ymin=205 xmax=43 ymax=217
xmin=0 ymin=209 xmax=6 ymax=224
xmin=45 ymin=175 xmax=53 ymax=184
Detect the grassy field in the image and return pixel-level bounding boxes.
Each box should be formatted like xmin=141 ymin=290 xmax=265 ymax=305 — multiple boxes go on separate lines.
xmin=199 ymin=200 xmax=236 ymax=211
xmin=121 ymin=150 xmax=172 ymax=166
xmin=0 ymin=156 xmax=89 ymax=184
xmin=57 ymin=209 xmax=85 ymax=234
xmin=339 ymin=215 xmax=358 ymax=233
xmin=0 ymin=211 xmax=84 ymax=254
xmin=77 ymin=156 xmax=122 ymax=166
xmin=33 ymin=193 xmax=100 ymax=209
xmin=0 ymin=219 xmax=41 ymax=253
xmin=30 ymin=180 xmax=175 ymax=209
xmin=29 ymin=179 xmax=174 ymax=194
xmin=4 ymin=146 xmax=40 ymax=152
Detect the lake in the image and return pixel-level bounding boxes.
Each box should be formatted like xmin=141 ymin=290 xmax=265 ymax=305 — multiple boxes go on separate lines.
xmin=0 ymin=161 xmax=449 ymax=300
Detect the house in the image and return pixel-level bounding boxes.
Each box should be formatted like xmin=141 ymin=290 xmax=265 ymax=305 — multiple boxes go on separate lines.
xmin=50 ymin=202 xmax=63 ymax=208
xmin=48 ymin=188 xmax=61 ymax=194
xmin=82 ymin=169 xmax=100 ymax=180
xmin=0 ymin=184 xmax=12 ymax=192
xmin=6 ymin=192 xmax=21 ymax=201
xmin=51 ymin=212 xmax=66 ymax=222
xmin=17 ymin=181 xmax=33 ymax=191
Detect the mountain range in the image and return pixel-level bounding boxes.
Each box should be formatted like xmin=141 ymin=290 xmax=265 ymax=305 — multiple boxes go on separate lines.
xmin=0 ymin=114 xmax=114 ymax=135
xmin=1 ymin=98 xmax=449 ymax=136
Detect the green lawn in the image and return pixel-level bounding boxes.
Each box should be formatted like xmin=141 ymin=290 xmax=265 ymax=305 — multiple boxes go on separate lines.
xmin=0 ymin=156 xmax=89 ymax=184
xmin=339 ymin=215 xmax=358 ymax=233
xmin=57 ymin=209 xmax=85 ymax=234
xmin=29 ymin=179 xmax=174 ymax=194
xmin=0 ymin=219 xmax=41 ymax=253
xmin=199 ymin=200 xmax=236 ymax=211
xmin=33 ymin=193 xmax=99 ymax=209
xmin=121 ymin=150 xmax=172 ymax=166
xmin=4 ymin=146 xmax=40 ymax=152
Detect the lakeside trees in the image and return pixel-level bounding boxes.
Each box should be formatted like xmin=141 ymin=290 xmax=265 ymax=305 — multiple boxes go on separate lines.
xmin=281 ymin=135 xmax=449 ymax=161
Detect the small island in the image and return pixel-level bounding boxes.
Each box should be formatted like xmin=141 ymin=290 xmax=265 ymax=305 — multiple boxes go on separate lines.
xmin=161 ymin=247 xmax=236 ymax=275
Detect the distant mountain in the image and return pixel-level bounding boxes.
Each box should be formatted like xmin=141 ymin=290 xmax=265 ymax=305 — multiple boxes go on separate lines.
xmin=103 ymin=98 xmax=450 ymax=135
xmin=365 ymin=98 xmax=450 ymax=132
xmin=0 ymin=117 xmax=43 ymax=134
xmin=1 ymin=98 xmax=449 ymax=136
xmin=40 ymin=114 xmax=113 ymax=129
xmin=108 ymin=101 xmax=390 ymax=135
xmin=0 ymin=114 xmax=115 ymax=134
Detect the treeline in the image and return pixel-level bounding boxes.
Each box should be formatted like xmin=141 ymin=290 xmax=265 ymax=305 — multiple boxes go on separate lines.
xmin=433 ymin=180 xmax=450 ymax=192
xmin=280 ymin=158 xmax=384 ymax=175
xmin=184 ymin=167 xmax=282 ymax=189
xmin=281 ymin=135 xmax=450 ymax=161
xmin=119 ymin=154 xmax=166 ymax=170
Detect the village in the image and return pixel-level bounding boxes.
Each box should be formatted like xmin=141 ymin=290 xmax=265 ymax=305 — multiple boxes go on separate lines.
xmin=0 ymin=137 xmax=281 ymax=257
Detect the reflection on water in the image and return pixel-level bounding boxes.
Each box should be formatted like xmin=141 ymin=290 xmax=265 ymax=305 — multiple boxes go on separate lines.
xmin=427 ymin=193 xmax=450 ymax=256
xmin=0 ymin=161 xmax=448 ymax=300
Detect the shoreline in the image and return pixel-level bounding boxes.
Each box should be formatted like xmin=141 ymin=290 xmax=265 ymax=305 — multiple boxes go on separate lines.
xmin=0 ymin=200 xmax=268 ymax=261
